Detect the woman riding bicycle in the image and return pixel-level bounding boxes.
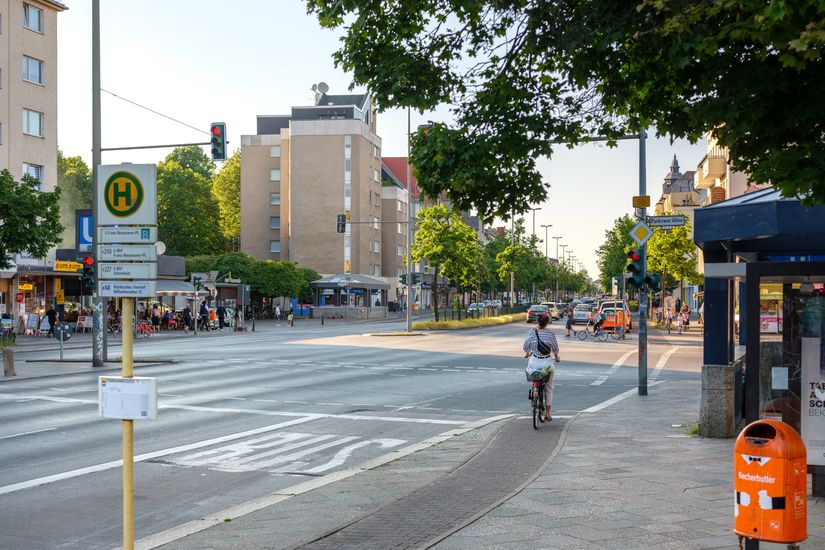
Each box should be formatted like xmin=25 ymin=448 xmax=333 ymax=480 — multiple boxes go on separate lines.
xmin=523 ymin=313 xmax=561 ymax=422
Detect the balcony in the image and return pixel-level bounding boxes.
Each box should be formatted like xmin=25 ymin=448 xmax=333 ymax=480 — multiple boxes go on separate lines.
xmin=696 ymin=148 xmax=727 ymax=189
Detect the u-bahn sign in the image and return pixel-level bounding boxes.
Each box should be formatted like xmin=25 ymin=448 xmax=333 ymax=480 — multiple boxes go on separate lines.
xmin=97 ymin=164 xmax=157 ymax=226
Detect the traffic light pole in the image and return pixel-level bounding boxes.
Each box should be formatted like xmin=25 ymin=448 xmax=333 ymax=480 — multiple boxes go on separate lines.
xmin=92 ymin=0 xmax=105 ymax=367
xmin=406 ymin=107 xmax=413 ymax=332
xmin=638 ymin=131 xmax=648 ymax=396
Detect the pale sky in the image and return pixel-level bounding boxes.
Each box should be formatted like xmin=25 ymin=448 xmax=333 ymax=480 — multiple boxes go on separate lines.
xmin=56 ymin=0 xmax=707 ymax=278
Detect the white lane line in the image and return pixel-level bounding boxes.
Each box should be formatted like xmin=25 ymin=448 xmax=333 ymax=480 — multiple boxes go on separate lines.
xmin=582 ymin=381 xmax=666 ymax=413
xmin=317 ymin=402 xmax=342 ymax=406
xmin=419 ymin=368 xmax=437 ymax=371
xmin=591 ymin=349 xmax=637 ymax=386
xmin=133 ymin=413 xmax=514 ymax=550
xmin=0 ymin=417 xmax=319 ymax=497
xmin=0 ymin=428 xmax=57 ymax=440
xmin=284 ymin=400 xmax=309 ymax=404
xmin=651 ymin=347 xmax=679 ymax=381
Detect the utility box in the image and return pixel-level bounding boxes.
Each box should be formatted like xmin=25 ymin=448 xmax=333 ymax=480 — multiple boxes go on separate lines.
xmin=98 ymin=377 xmax=158 ymax=420
xmin=734 ymin=419 xmax=807 ymax=544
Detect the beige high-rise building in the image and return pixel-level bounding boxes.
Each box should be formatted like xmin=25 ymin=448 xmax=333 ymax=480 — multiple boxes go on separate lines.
xmin=240 ymin=92 xmax=383 ymax=277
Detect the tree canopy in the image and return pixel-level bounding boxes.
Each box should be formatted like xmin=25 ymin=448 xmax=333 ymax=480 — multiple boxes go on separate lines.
xmin=596 ymin=215 xmax=637 ymax=291
xmin=309 ymin=0 xmax=825 ymax=214
xmin=0 ymin=170 xmax=63 ymax=269
xmin=646 ymin=215 xmax=702 ymax=289
xmin=212 ymin=150 xmax=241 ymax=244
xmin=165 ymin=146 xmax=216 ymax=180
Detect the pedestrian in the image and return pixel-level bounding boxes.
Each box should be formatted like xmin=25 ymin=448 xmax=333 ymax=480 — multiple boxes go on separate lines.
xmin=675 ymin=297 xmax=682 ymax=315
xmin=45 ymin=307 xmax=58 ymax=338
xmin=233 ymin=306 xmax=240 ymax=331
xmin=523 ymin=313 xmax=561 ymax=421
xmin=565 ymin=308 xmax=575 ymax=337
xmin=698 ymin=302 xmax=704 ymax=325
xmin=275 ymin=304 xmax=281 ymax=322
xmin=217 ymin=302 xmax=227 ymax=331
xmin=151 ymin=303 xmax=161 ymax=332
xmin=199 ymin=300 xmax=209 ymax=331
xmin=182 ymin=306 xmax=192 ymax=333
xmin=287 ymin=309 xmax=294 ymax=327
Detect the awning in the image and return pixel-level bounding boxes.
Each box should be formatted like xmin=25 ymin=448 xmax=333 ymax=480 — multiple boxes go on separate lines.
xmin=155 ymin=279 xmax=208 ymax=296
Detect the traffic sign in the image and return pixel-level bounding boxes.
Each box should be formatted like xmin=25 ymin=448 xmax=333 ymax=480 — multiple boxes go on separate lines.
xmin=15 ymin=293 xmax=24 ymax=303
xmin=98 ymin=263 xmax=157 ymax=280
xmin=54 ymin=260 xmax=84 ymax=272
xmin=629 ymin=221 xmax=654 ymax=246
xmin=97 ymin=164 xmax=157 ymax=226
xmin=98 ymin=226 xmax=158 ymax=244
xmin=648 ymin=215 xmax=686 ymax=228
xmin=97 ymin=245 xmax=158 ymax=262
xmin=97 ymin=281 xmax=157 ymax=298
xmin=632 ymin=195 xmax=651 ymax=208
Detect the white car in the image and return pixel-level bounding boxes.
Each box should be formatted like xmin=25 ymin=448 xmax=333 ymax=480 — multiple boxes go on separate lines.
xmin=572 ymin=304 xmax=593 ymax=324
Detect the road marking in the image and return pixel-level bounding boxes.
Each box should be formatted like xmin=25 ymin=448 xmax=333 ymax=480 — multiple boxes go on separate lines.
xmin=0 ymin=417 xmax=318 ymax=496
xmin=651 ymin=347 xmax=679 ymax=380
xmin=0 ymin=427 xmax=56 ymax=440
xmin=591 ymin=349 xmax=637 ymax=386
xmin=582 ymin=381 xmax=666 ymax=413
xmin=133 ymin=414 xmax=513 ymax=550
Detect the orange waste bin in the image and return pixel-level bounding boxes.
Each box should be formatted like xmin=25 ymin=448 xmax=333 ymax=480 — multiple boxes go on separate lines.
xmin=733 ymin=419 xmax=807 ymax=544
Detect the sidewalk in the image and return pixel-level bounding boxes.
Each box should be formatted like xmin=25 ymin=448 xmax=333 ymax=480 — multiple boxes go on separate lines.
xmin=149 ymin=380 xmax=825 ymax=549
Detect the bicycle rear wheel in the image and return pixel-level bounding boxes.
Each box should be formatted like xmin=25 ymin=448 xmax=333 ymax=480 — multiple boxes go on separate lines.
xmin=577 ymin=330 xmax=588 ymax=341
xmin=532 ymin=395 xmax=541 ymax=430
xmin=597 ymin=330 xmax=609 ymax=342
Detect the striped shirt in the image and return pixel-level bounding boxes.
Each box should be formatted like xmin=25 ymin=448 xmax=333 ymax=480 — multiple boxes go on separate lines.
xmin=523 ymin=328 xmax=559 ymax=358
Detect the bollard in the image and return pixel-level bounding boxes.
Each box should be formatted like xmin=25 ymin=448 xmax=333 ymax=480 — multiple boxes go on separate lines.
xmin=3 ymin=347 xmax=15 ymax=377
xmin=321 ymin=313 xmax=324 ymax=326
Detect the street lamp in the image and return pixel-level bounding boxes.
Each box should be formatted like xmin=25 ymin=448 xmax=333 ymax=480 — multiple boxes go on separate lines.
xmin=530 ymin=207 xmax=541 ymax=239
xmin=540 ymin=224 xmax=552 ymax=258
xmin=559 ymin=244 xmax=568 ymax=301
xmin=552 ymin=236 xmax=562 ymax=300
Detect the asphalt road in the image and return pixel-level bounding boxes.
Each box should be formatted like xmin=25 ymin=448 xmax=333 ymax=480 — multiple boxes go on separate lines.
xmin=0 ymin=319 xmax=699 ymax=549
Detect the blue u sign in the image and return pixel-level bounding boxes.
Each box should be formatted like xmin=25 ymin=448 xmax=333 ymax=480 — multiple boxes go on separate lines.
xmin=76 ymin=209 xmax=93 ymax=252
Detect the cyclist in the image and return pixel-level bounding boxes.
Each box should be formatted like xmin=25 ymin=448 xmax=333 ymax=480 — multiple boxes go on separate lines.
xmin=592 ymin=308 xmax=606 ymax=335
xmin=523 ymin=313 xmax=561 ymax=422
xmin=664 ymin=307 xmax=674 ymax=333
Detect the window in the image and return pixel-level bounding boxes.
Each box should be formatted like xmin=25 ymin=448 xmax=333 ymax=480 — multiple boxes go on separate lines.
xmin=22 ymin=56 xmax=42 ymax=84
xmin=269 ymin=192 xmax=280 ymax=205
xmin=269 ymin=217 xmax=281 ymax=229
xmin=373 ymin=265 xmax=381 ymax=276
xmin=270 ymin=240 xmax=281 ymax=253
xmin=372 ymin=216 xmax=379 ymax=230
xmin=397 ymin=245 xmax=403 ymax=256
xmin=372 ymin=192 xmax=380 ymax=207
xmin=23 ymin=3 xmax=43 ymax=33
xmin=398 ymin=222 xmax=404 ymax=234
xmin=344 ymin=135 xmax=352 ymax=150
xmin=22 ymin=163 xmax=42 ymax=189
xmin=373 ymin=169 xmax=380 ymax=182
xmin=344 ymin=158 xmax=352 ymax=172
xmin=270 ymin=169 xmax=280 ymax=181
xmin=270 ymin=145 xmax=281 ymax=157
xmin=23 ymin=109 xmax=43 ymax=137
xmin=373 ymin=241 xmax=380 ymax=253
xmin=398 ymin=200 xmax=404 ymax=212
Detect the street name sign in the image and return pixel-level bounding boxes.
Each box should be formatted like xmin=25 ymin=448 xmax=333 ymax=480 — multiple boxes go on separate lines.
xmin=98 ymin=281 xmax=157 ymax=298
xmin=54 ymin=260 xmax=84 ymax=272
xmin=97 ymin=245 xmax=158 ymax=262
xmin=648 ymin=215 xmax=686 ymax=228
xmin=97 ymin=164 xmax=157 ymax=226
xmin=98 ymin=226 xmax=158 ymax=244
xmin=98 ymin=262 xmax=157 ymax=280
xmin=629 ymin=221 xmax=654 ymax=246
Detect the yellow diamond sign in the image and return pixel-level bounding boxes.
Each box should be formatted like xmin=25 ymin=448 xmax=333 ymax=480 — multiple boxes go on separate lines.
xmin=629 ymin=221 xmax=653 ymax=246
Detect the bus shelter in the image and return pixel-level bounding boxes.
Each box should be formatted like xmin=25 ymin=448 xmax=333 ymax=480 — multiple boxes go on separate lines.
xmin=309 ymin=274 xmax=389 ymax=319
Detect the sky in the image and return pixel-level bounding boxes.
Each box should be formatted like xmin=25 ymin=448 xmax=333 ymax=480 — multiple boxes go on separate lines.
xmin=56 ymin=0 xmax=707 ymax=279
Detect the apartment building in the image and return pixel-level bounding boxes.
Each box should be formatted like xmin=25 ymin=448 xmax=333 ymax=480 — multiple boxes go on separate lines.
xmin=0 ymin=0 xmax=67 ymax=314
xmin=694 ymin=132 xmax=767 ymax=205
xmin=240 ymin=91 xmax=384 ymax=277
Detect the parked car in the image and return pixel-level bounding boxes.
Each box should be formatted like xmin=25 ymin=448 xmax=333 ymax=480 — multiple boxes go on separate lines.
xmin=467 ymin=303 xmax=483 ymax=313
xmin=488 ymin=299 xmax=503 ymax=309
xmin=598 ymin=300 xmax=632 ymax=331
xmin=540 ymin=302 xmax=561 ymax=320
xmin=572 ymin=304 xmax=593 ymax=324
xmin=526 ymin=304 xmax=550 ymax=323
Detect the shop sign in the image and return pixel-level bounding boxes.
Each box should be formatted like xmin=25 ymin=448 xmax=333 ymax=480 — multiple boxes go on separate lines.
xmin=15 ymin=293 xmax=24 ymax=303
xmin=802 ymin=336 xmax=825 ymax=465
xmin=18 ymin=283 xmax=33 ymax=291
xmin=56 ymin=290 xmax=64 ymax=305
xmin=54 ymin=260 xmax=84 ymax=272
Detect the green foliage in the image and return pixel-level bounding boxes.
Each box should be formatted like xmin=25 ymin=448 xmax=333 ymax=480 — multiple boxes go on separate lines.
xmin=0 ymin=170 xmax=63 ymax=269
xmin=297 ymin=267 xmax=321 ymax=302
xmin=596 ymin=215 xmax=637 ymax=291
xmin=185 ymin=255 xmax=217 ymax=277
xmin=646 ymin=215 xmax=701 ymax=286
xmin=309 ymin=0 xmax=825 ymax=212
xmin=157 ymin=159 xmax=226 ymax=257
xmin=57 ymin=150 xmax=92 ymax=210
xmin=212 ymin=150 xmax=241 ymax=241
xmin=165 ymin=146 xmax=215 ymax=180
xmin=413 ymin=313 xmax=527 ymax=330
xmin=212 ymin=251 xmax=256 ymax=282
xmin=251 ymin=260 xmax=304 ymax=298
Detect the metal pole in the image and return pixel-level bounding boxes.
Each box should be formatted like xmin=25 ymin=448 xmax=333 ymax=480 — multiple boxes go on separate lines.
xmin=639 ymin=130 xmax=648 ymax=396
xmin=406 ymin=107 xmax=413 ymax=332
xmin=553 ymin=237 xmax=561 ymax=300
xmin=121 ymin=297 xmax=135 ymax=550
xmin=509 ymin=214 xmax=515 ymax=307
xmin=559 ymin=244 xmax=567 ymax=300
xmin=92 ymin=0 xmax=106 ymax=366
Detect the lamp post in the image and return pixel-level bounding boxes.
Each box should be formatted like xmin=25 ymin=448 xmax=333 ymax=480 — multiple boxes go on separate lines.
xmin=530 ymin=207 xmax=541 ymax=239
xmin=540 ymin=224 xmax=552 ymax=258
xmin=559 ymin=244 xmax=568 ymax=301
xmin=552 ymin=236 xmax=562 ymax=300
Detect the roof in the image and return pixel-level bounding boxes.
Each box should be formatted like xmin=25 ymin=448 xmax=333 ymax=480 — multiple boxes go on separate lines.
xmin=702 ymin=186 xmax=790 ymax=209
xmin=37 ymin=0 xmax=68 ymax=10
xmin=315 ymin=93 xmax=369 ymax=110
xmin=382 ymin=157 xmax=419 ymax=197
xmin=309 ymin=274 xmax=390 ymax=290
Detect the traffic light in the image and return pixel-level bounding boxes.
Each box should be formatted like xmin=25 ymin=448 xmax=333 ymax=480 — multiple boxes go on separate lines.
xmin=81 ymin=256 xmax=96 ymax=291
xmin=399 ymin=273 xmax=407 ymax=285
xmin=336 ymin=214 xmax=346 ymax=233
xmin=193 ymin=276 xmax=202 ymax=291
xmin=417 ymin=124 xmax=432 ymax=137
xmin=210 ymin=122 xmax=227 ymax=161
xmin=644 ymin=273 xmax=661 ymax=292
xmin=625 ymin=249 xmax=644 ymax=288
xmin=412 ymin=273 xmax=421 ymax=285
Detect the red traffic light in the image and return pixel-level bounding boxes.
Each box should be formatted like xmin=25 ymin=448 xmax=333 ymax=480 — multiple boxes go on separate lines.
xmin=83 ymin=256 xmax=95 ymax=266
xmin=627 ymin=250 xmax=641 ymax=262
xmin=211 ymin=126 xmax=222 ymax=136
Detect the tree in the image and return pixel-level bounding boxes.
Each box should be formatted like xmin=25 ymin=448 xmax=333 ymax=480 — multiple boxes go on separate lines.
xmin=646 ymin=216 xmax=701 ymax=300
xmin=309 ymin=1 xmax=825 ymax=213
xmin=596 ymin=215 xmax=637 ymax=291
xmin=212 ymin=150 xmax=241 ymax=245
xmin=56 ymin=151 xmax=93 ymax=248
xmin=165 ymin=146 xmax=215 ymax=180
xmin=157 ymin=160 xmax=226 ymax=257
xmin=185 ymin=255 xmax=217 ymax=277
xmin=212 ymin=251 xmax=257 ymax=283
xmin=412 ymin=203 xmax=482 ymax=321
xmin=0 ymin=170 xmax=63 ymax=269
xmin=250 ymin=260 xmax=303 ymax=302
xmin=297 ymin=267 xmax=321 ymax=303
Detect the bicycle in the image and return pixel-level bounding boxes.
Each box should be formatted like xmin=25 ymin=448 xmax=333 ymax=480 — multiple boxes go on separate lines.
xmin=577 ymin=323 xmax=608 ymax=342
xmin=526 ymin=370 xmax=549 ymax=430
xmin=608 ymin=326 xmax=626 ymax=340
xmin=136 ymin=320 xmax=153 ymax=339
